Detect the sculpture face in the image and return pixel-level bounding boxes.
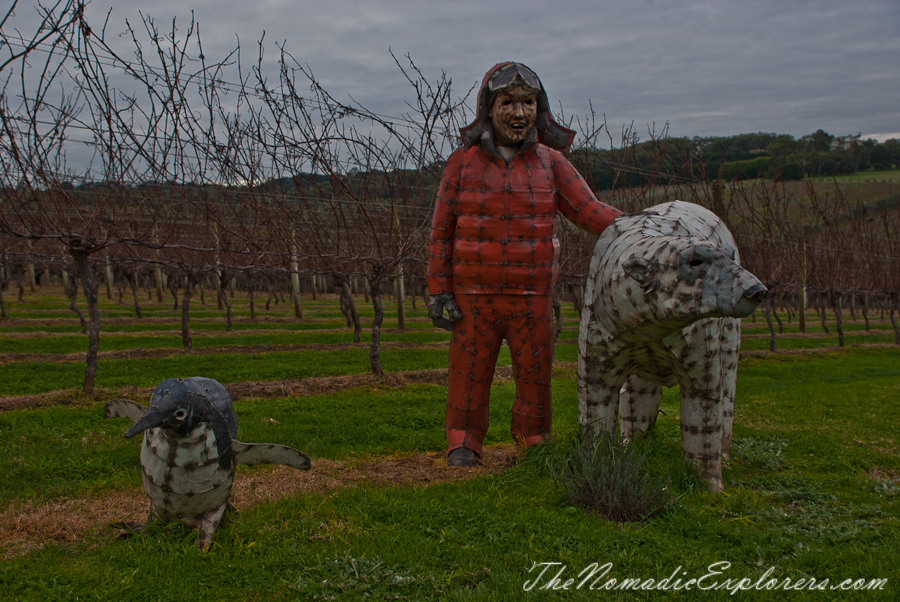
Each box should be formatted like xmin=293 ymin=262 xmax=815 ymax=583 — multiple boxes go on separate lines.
xmin=489 ymin=85 xmax=537 ymax=147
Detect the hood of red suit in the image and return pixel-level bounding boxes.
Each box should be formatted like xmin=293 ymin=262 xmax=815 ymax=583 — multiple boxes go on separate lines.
xmin=459 ymin=62 xmax=575 ymax=154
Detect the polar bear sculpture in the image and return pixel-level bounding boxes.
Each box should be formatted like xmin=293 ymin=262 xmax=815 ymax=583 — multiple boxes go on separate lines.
xmin=577 ymin=201 xmax=767 ymax=490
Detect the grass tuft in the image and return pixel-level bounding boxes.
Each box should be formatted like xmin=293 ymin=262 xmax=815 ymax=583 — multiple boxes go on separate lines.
xmin=538 ymin=428 xmax=672 ymax=522
xmin=285 ymin=552 xmax=446 ymax=600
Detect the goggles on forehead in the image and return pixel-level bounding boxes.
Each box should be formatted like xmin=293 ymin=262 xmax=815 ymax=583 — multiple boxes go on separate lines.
xmin=487 ymin=63 xmax=541 ymax=93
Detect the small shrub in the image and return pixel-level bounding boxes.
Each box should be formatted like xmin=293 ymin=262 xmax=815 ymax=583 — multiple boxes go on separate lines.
xmin=540 ymin=429 xmax=672 ymax=522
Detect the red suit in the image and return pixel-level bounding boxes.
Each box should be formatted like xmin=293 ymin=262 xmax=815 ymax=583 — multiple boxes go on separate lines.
xmin=427 ymin=63 xmax=622 ymax=456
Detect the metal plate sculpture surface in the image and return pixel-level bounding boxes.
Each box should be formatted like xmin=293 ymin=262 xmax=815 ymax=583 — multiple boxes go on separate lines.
xmin=106 ymin=377 xmax=311 ymax=549
xmin=577 ymin=201 xmax=767 ymax=491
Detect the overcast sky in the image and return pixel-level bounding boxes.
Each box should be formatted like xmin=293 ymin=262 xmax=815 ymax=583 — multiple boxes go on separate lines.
xmin=10 ymin=0 xmax=900 ymax=146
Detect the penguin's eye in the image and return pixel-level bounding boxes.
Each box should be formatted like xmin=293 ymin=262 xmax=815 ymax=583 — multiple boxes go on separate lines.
xmin=173 ymin=409 xmax=187 ymax=420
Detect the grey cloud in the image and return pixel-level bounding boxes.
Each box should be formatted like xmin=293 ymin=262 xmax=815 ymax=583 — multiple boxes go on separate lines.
xmin=10 ymin=0 xmax=899 ymax=152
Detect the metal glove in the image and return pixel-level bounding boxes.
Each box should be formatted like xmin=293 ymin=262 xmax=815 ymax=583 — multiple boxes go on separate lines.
xmin=428 ymin=293 xmax=462 ymax=331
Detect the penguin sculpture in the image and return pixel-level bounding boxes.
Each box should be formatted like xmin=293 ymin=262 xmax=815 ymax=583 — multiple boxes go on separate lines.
xmin=105 ymin=377 xmax=311 ymax=549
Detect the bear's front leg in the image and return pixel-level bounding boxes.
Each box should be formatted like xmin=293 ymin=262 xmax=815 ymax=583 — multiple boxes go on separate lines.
xmin=679 ymin=389 xmax=724 ymax=491
xmin=719 ymin=317 xmax=742 ymax=459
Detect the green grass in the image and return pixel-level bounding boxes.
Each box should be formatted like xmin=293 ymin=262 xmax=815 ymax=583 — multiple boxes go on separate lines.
xmin=0 ymin=379 xmax=582 ymax=504
xmin=3 ymin=346 xmax=900 ymax=600
xmin=0 ymin=406 xmax=140 ymax=501
xmin=0 ymin=338 xmax=594 ymax=398
xmin=811 ymin=168 xmax=900 ymax=183
xmin=735 ymin=348 xmax=900 ymax=463
xmin=5 ymin=468 xmax=894 ymax=601
xmin=1 ymin=292 xmax=899 ymax=600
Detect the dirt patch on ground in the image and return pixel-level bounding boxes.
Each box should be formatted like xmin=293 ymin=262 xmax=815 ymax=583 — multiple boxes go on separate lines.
xmin=0 ymin=315 xmax=435 ymax=328
xmin=738 ymin=342 xmax=897 ymax=360
xmin=0 ymin=339 xmax=580 ymax=365
xmin=0 ymin=340 xmax=456 ymax=365
xmin=0 ymin=326 xmax=446 ymax=340
xmin=854 ymin=439 xmax=899 ymax=456
xmin=225 ymin=368 xmax=458 ymax=401
xmin=867 ymin=466 xmax=900 ymax=484
xmin=0 ymin=362 xmax=579 ymax=413
xmin=0 ymin=444 xmax=522 ymax=557
xmin=742 ymin=329 xmax=894 ymax=340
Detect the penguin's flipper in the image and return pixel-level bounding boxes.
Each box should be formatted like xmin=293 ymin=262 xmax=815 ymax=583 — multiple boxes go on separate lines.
xmin=104 ymin=398 xmax=149 ymax=423
xmin=232 ymin=441 xmax=311 ymax=470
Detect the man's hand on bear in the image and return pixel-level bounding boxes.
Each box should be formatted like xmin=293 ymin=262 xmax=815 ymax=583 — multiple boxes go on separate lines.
xmin=429 ymin=293 xmax=462 ymax=331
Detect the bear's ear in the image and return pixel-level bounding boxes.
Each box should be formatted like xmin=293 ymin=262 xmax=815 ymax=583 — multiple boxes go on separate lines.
xmin=721 ymin=244 xmax=737 ymax=261
xmin=623 ymin=256 xmax=657 ymax=283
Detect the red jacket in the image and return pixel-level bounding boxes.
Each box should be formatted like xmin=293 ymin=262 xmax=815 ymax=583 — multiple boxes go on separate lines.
xmin=427 ymin=143 xmax=622 ymax=295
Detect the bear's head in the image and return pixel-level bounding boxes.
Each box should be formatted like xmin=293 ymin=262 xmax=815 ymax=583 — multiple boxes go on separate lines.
xmin=589 ymin=215 xmax=767 ymax=337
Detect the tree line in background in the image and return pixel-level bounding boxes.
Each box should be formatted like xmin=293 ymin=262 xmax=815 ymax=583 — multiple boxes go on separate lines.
xmin=572 ymin=129 xmax=900 ymax=189
xmin=1 ymin=1 xmax=899 ymax=393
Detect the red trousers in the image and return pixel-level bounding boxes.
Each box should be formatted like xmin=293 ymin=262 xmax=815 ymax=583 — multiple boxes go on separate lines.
xmin=446 ymin=293 xmax=553 ymax=455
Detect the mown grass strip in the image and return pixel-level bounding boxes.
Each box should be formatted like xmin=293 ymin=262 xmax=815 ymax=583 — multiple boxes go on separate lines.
xmin=0 ymin=343 xmax=603 ymax=396
xmin=0 ymin=379 xmax=581 ymax=503
xmin=8 ymin=338 xmax=899 ymax=397
xmin=0 ymin=294 xmax=582 ymax=323
xmin=0 ymin=304 xmax=539 ymax=321
xmin=2 ymin=347 xmax=898 ymax=506
xmin=0 ymin=346 xmax=464 ymax=396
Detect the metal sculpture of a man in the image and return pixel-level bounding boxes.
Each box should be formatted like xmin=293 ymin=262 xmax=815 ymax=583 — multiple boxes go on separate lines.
xmin=427 ymin=62 xmax=622 ymax=466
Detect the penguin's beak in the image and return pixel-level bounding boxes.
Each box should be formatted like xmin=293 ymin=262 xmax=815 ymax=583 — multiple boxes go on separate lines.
xmin=125 ymin=408 xmax=166 ymax=438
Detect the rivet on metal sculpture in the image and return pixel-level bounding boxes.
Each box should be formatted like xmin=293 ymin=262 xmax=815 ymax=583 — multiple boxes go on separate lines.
xmin=577 ymin=201 xmax=768 ymax=491
xmin=105 ymin=377 xmax=311 ymax=549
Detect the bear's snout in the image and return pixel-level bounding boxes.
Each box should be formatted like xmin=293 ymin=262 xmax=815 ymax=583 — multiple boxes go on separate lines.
xmin=733 ymin=282 xmax=768 ymax=317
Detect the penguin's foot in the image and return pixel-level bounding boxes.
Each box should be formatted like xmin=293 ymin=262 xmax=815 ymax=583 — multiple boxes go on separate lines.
xmin=196 ymin=502 xmax=230 ymax=551
xmin=109 ymin=521 xmax=147 ymax=540
xmin=109 ymin=520 xmax=170 ymax=541
xmin=217 ymin=502 xmax=236 ymax=528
